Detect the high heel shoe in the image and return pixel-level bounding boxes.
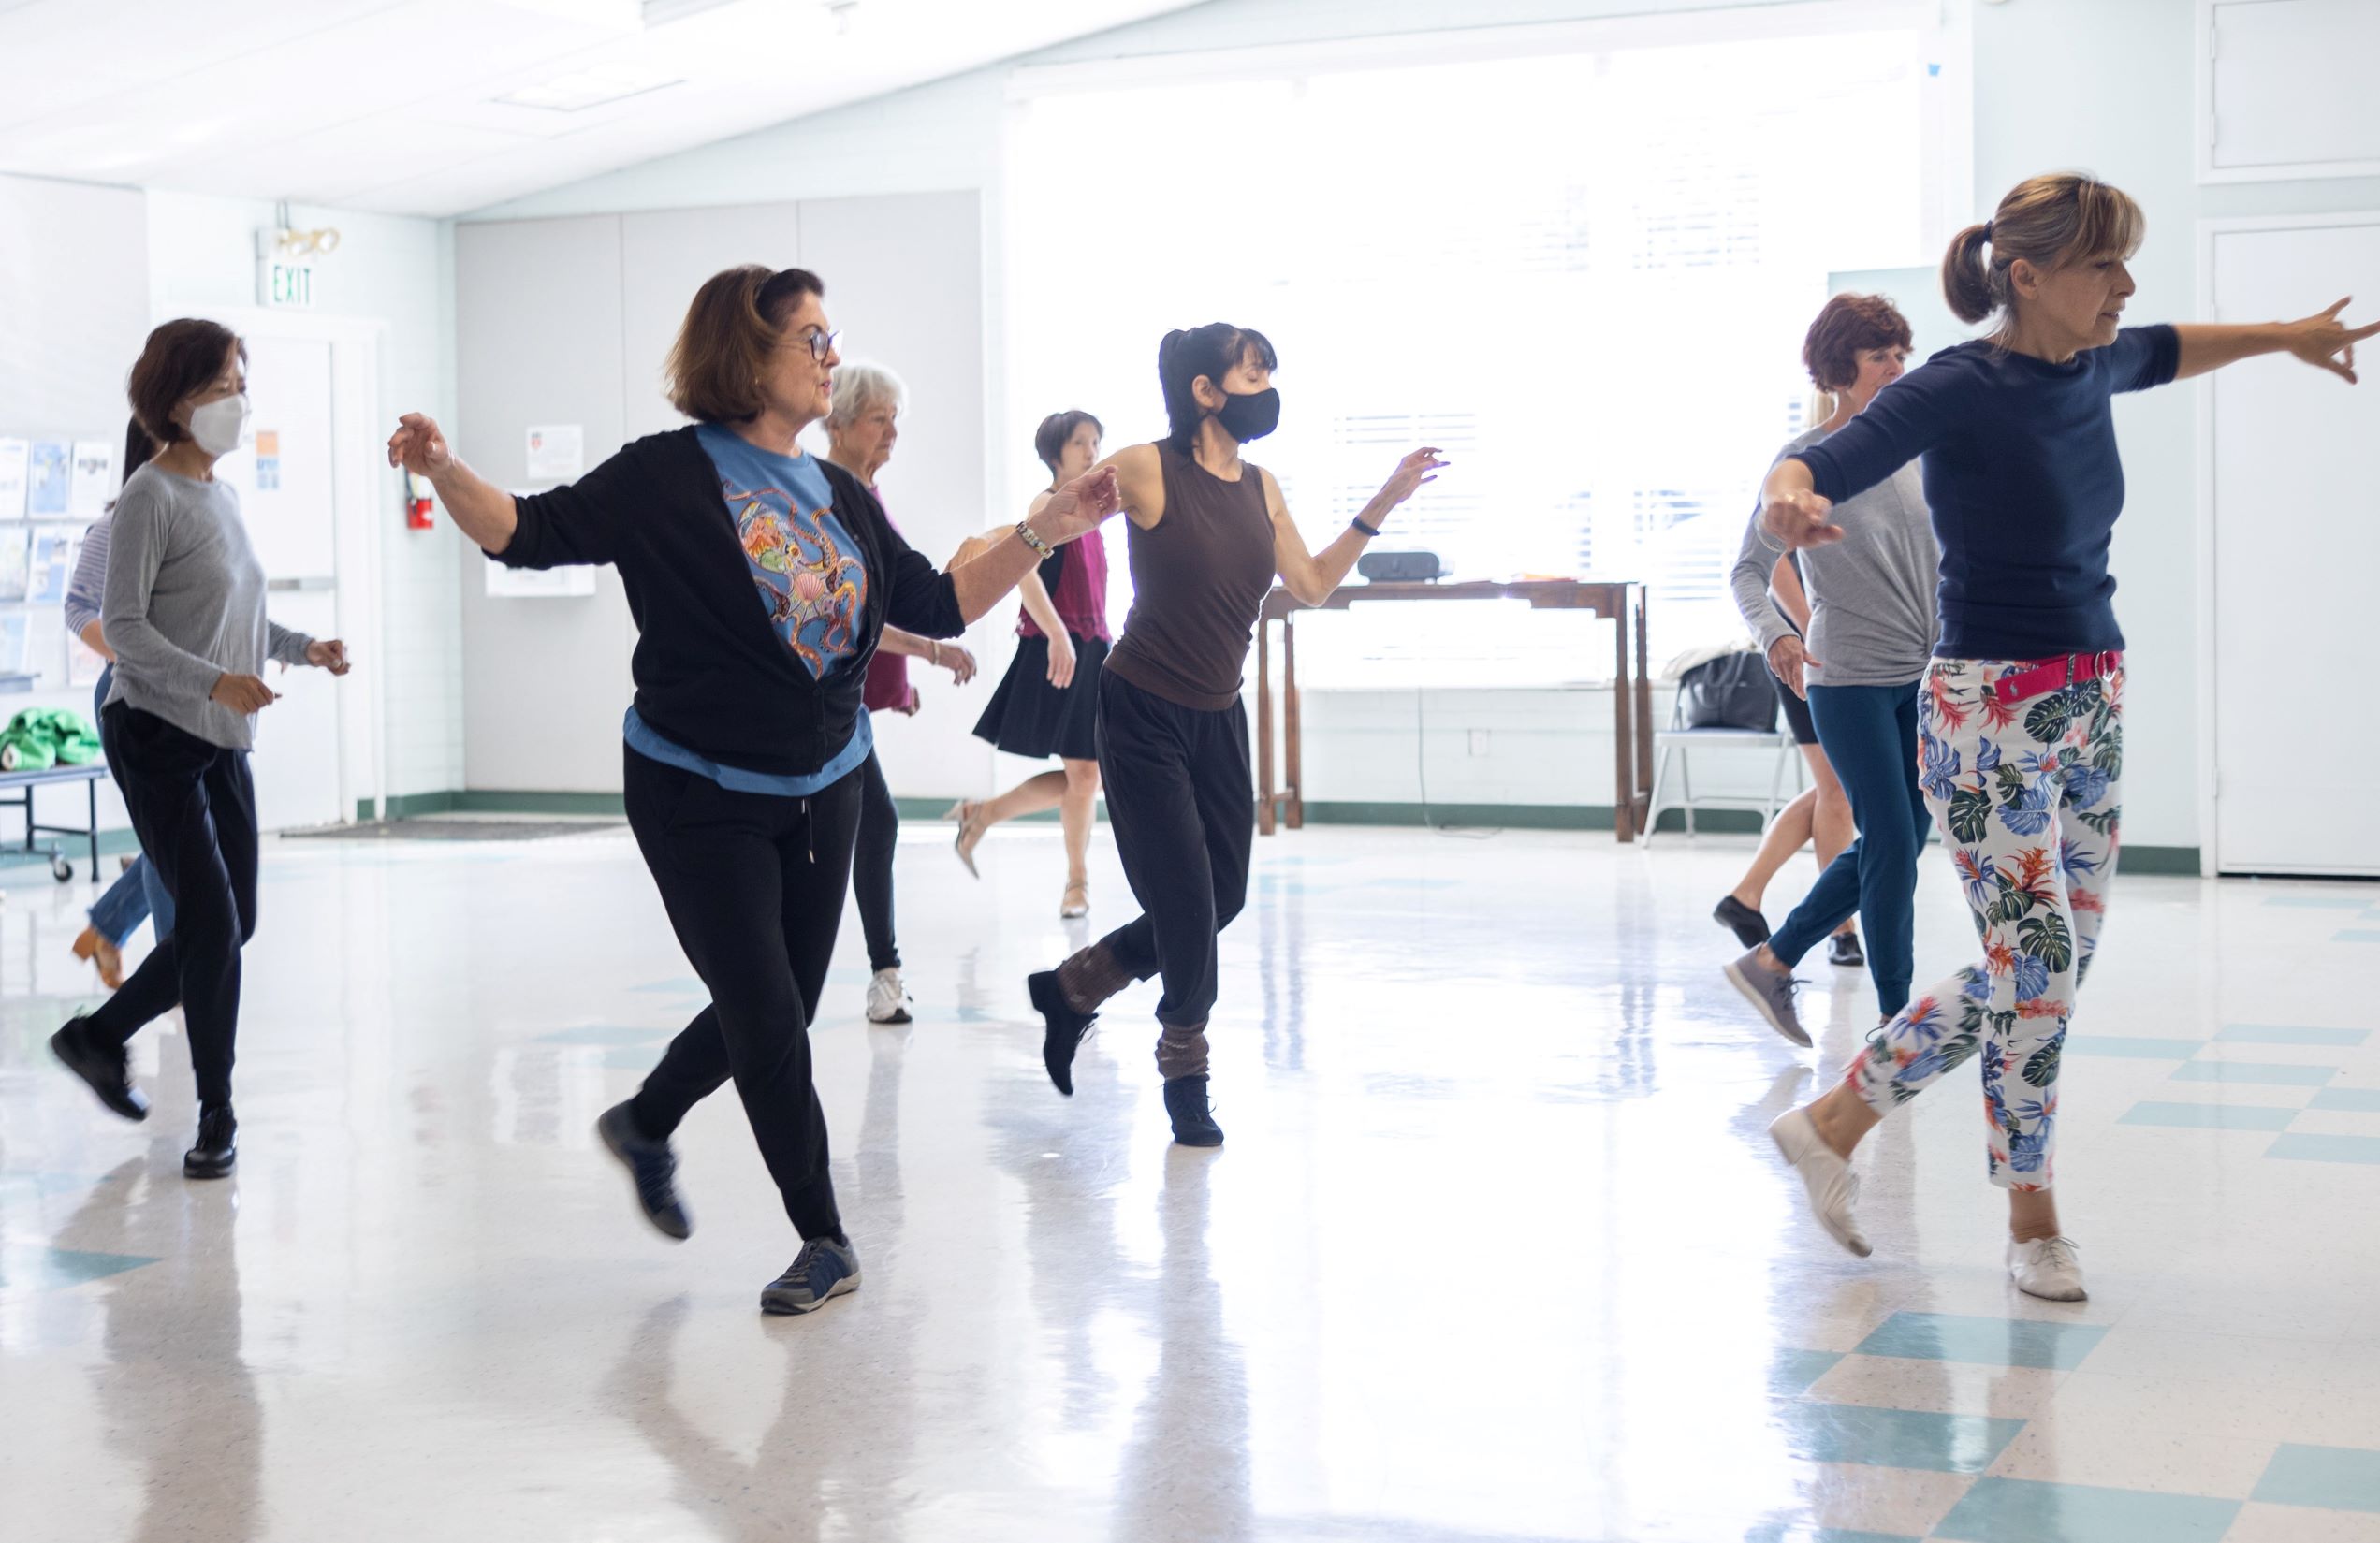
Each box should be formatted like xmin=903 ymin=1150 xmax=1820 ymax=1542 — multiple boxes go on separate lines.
xmin=944 ymin=801 xmax=986 ymax=878
xmin=1060 ymin=881 xmax=1089 ymax=920
xmin=71 ymin=926 xmax=125 ymax=991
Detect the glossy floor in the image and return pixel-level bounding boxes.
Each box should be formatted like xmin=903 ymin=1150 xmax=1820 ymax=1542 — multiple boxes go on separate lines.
xmin=3 ymin=819 xmax=2378 ymax=1542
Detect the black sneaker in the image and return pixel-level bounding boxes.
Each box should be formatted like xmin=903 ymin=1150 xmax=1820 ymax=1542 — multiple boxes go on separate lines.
xmin=760 ymin=1236 xmax=861 ymax=1315
xmin=1713 ymin=895 xmax=1772 ymax=949
xmin=51 ymin=1017 xmax=148 ymax=1122
xmin=596 ymin=1102 xmax=691 ymax=1240
xmin=183 ymin=1106 xmax=237 ymax=1179
xmin=1828 ymin=931 xmax=1865 ymax=968
xmin=1162 ymin=1075 xmax=1224 ymax=1147
xmin=1028 ymin=969 xmax=1096 ymax=1096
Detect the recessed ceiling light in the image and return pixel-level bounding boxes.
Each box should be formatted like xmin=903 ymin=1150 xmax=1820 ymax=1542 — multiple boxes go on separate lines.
xmin=496 ymin=62 xmax=683 ymax=112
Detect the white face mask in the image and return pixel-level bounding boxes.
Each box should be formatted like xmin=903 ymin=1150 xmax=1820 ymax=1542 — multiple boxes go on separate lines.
xmin=186 ymin=392 xmax=251 ymax=457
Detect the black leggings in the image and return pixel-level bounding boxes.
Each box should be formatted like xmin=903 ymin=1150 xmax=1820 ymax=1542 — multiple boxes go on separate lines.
xmin=622 ymin=747 xmax=862 ymax=1242
xmin=852 ymin=748 xmax=899 ymax=973
xmin=1091 ymin=671 xmax=1253 ymax=1030
xmin=85 ymin=703 xmax=259 ymax=1111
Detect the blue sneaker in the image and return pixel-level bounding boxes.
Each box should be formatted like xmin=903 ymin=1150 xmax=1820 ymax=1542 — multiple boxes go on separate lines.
xmin=596 ymin=1102 xmax=691 ymax=1240
xmin=1724 ymin=949 xmax=1811 ymax=1049
xmin=760 ymin=1236 xmax=861 ymax=1315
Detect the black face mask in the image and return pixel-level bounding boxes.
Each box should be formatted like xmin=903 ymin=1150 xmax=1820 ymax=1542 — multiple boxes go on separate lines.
xmin=1214 ymin=386 xmax=1281 ymax=443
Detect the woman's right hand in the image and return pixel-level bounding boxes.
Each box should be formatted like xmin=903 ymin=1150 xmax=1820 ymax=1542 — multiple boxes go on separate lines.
xmin=211 ymin=673 xmax=279 ymax=714
xmin=387 ymin=414 xmax=455 ymax=478
xmin=1046 ymin=632 xmax=1077 ymax=689
xmin=1760 ymin=488 xmax=1842 ymax=550
xmin=1767 ymin=635 xmax=1818 ymax=699
xmin=1034 ymin=466 xmax=1122 ymax=545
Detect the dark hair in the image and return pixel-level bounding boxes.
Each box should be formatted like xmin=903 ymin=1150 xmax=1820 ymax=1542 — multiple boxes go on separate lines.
xmin=1157 ymin=323 xmax=1278 ymax=454
xmin=126 ymin=319 xmax=244 ymax=444
xmin=1033 ymin=409 xmax=1104 ymax=475
xmin=666 ymin=265 xmax=825 ymax=423
xmin=121 ymin=416 xmax=154 ymax=482
xmin=1943 ymin=171 xmax=2145 ymax=328
xmin=1803 ymin=294 xmax=1915 ymax=392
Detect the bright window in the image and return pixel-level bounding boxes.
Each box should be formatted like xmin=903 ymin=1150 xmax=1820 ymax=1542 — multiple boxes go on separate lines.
xmin=1005 ymin=12 xmax=1959 ymax=685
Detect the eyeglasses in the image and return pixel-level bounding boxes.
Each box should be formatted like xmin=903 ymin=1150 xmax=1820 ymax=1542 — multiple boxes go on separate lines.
xmin=785 ymin=328 xmax=840 ymax=363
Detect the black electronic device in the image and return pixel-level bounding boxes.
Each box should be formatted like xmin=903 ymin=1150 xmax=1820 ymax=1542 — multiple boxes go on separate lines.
xmin=1356 ymin=550 xmax=1445 ymax=583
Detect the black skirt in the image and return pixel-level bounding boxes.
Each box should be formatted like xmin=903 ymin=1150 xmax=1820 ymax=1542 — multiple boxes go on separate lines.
xmin=973 ymin=634 xmax=1109 ymax=762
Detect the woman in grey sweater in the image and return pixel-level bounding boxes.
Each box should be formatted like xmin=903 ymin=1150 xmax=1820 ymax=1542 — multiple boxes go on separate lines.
xmin=1722 ymin=295 xmax=1938 ymax=1044
xmin=50 ymin=320 xmax=350 ymax=1180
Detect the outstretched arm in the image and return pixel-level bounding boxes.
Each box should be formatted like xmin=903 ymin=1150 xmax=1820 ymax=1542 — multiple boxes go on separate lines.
xmin=387 ymin=413 xmax=519 ymax=553
xmin=1269 ymin=449 xmax=1446 ymax=608
xmin=2173 ymin=298 xmax=2380 ymax=382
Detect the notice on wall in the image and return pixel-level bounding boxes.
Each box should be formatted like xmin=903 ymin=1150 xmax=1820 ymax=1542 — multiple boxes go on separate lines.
xmin=256 ymin=429 xmax=282 ymax=491
xmin=69 ymin=439 xmax=116 ymax=519
xmin=485 ymin=490 xmax=597 ymax=598
xmin=0 ymin=438 xmax=28 ymax=519
xmin=525 ymin=424 xmax=584 ymax=485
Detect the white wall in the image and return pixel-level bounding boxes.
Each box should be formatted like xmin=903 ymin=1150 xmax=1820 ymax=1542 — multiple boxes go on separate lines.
xmin=464 ymin=0 xmax=2380 ymax=854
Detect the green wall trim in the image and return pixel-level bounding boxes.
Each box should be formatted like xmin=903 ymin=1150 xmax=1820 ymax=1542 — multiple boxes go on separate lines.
xmin=357 ymin=791 xmax=462 ymax=822
xmin=2120 ymin=845 xmax=2202 ymax=877
xmin=449 ymin=790 xmax=630 ymax=818
xmin=889 ymin=797 xmax=1109 ymax=824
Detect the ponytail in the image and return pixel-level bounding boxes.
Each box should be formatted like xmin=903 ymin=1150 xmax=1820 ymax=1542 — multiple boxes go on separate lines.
xmin=1941 ymin=223 xmax=1997 ymax=325
xmin=1156 ymin=321 xmax=1278 ymax=454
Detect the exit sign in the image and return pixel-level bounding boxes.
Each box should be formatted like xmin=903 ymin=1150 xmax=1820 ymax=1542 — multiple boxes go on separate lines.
xmin=259 ymin=255 xmax=315 ymax=310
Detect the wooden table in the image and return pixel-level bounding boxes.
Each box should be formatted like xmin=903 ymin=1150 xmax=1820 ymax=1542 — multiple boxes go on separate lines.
xmin=1252 ymin=579 xmax=1654 ymax=839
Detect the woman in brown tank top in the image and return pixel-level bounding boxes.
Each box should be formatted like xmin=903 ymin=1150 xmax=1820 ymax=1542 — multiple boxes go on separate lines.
xmin=1025 ymin=322 xmax=1445 ymax=1146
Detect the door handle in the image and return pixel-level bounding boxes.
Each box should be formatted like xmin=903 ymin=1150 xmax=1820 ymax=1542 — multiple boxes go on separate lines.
xmin=267 ymin=576 xmax=335 ymax=593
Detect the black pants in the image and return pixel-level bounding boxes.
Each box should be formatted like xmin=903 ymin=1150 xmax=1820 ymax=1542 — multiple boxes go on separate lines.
xmin=622 ymin=747 xmax=860 ymax=1241
xmin=1092 ymin=671 xmax=1254 ymax=1029
xmin=85 ymin=703 xmax=259 ymax=1110
xmin=852 ymin=748 xmax=899 ymax=973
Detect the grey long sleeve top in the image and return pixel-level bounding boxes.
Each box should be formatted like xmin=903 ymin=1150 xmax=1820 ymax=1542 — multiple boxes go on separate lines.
xmin=101 ymin=464 xmax=314 ymax=750
xmin=1730 ymin=423 xmax=1938 ymax=690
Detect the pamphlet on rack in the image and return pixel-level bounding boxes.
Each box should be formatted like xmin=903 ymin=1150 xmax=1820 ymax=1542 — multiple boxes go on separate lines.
xmin=0 ymin=527 xmax=30 ymax=603
xmin=27 ymin=527 xmax=78 ymax=604
xmin=69 ymin=440 xmax=117 ymax=519
xmin=26 ymin=441 xmax=69 ymax=517
xmin=0 ymin=438 xmax=28 ymax=519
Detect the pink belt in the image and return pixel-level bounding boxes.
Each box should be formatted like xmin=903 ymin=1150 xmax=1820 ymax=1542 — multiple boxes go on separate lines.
xmin=1988 ymin=650 xmax=2123 ymax=706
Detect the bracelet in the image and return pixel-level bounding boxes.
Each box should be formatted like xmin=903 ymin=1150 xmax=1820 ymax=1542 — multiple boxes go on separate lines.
xmin=1015 ymin=519 xmax=1056 ymax=559
xmin=1351 ymin=517 xmax=1382 ymax=538
xmin=928 ymin=641 xmax=941 ymax=666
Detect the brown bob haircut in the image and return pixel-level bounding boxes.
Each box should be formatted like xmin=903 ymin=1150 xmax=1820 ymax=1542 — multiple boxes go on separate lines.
xmin=127 ymin=319 xmax=245 ymax=444
xmin=1033 ymin=409 xmax=1105 ymax=474
xmin=666 ymin=265 xmax=825 ymax=423
xmin=1802 ymin=294 xmax=1914 ymax=393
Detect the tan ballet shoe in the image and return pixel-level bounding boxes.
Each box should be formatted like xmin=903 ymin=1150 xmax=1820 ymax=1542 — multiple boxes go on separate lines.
xmin=72 ymin=926 xmax=125 ymax=991
xmin=1060 ymin=881 xmax=1089 ymax=920
xmin=944 ymin=801 xmax=986 ymax=879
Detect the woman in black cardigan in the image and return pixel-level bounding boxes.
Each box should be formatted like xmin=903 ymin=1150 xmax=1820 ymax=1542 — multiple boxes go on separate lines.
xmin=388 ymin=266 xmax=1117 ymax=1315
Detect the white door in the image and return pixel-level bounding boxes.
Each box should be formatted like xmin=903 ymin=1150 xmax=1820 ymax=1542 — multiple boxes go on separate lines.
xmin=2210 ymin=218 xmax=2380 ymax=875
xmin=215 ymin=333 xmax=344 ymax=832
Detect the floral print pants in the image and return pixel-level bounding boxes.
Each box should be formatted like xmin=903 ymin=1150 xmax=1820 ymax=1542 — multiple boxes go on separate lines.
xmin=1844 ymin=656 xmax=2124 ymax=1191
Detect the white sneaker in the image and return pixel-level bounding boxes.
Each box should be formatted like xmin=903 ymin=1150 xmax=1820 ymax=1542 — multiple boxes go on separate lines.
xmin=2008 ymin=1235 xmax=2087 ymax=1301
xmin=1768 ymin=1107 xmax=1871 ymax=1257
xmin=865 ymin=968 xmax=912 ymax=1025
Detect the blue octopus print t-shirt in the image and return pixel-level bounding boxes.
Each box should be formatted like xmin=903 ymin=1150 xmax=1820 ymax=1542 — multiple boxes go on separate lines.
xmin=694 ymin=422 xmax=869 ymax=678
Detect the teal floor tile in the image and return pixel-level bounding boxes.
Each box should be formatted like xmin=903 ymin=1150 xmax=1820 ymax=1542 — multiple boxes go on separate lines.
xmin=0 ymin=1242 xmax=160 ymax=1291
xmin=2310 ymin=1088 xmax=2380 ymax=1113
xmin=2269 ymin=1132 xmax=2380 ymax=1164
xmin=1934 ymin=1477 xmax=2238 ymax=1542
xmin=1744 ymin=1525 xmax=1918 ymax=1543
xmin=2169 ymin=1061 xmax=2335 ymax=1087
xmin=2117 ymin=1101 xmax=2296 ymax=1131
xmin=1854 ymin=1311 xmax=2109 ymax=1371
xmin=2216 ymin=1024 xmax=2372 ymax=1047
xmin=2254 ymin=1443 xmax=2380 ymax=1512
xmin=1774 ymin=1400 xmax=2023 ymax=1474
xmin=630 ymin=978 xmax=706 ymax=995
xmin=2337 ymin=930 xmax=2380 ymax=943
xmin=1770 ymin=1348 xmax=1846 ymax=1395
xmin=2064 ymin=1035 xmax=2204 ymax=1059
xmin=2261 ymin=895 xmax=2375 ymax=910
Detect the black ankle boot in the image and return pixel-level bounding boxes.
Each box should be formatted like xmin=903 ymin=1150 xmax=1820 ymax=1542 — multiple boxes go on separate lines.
xmin=184 ymin=1106 xmax=237 ymax=1179
xmin=51 ymin=1017 xmax=148 ymax=1122
xmin=1029 ymin=969 xmax=1097 ymax=1096
xmin=1162 ymin=1075 xmax=1223 ymax=1147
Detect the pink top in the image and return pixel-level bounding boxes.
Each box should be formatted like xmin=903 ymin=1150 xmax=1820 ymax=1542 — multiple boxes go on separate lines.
xmin=1018 ymin=527 xmax=1112 ymax=643
xmin=861 ymin=489 xmax=914 ymax=714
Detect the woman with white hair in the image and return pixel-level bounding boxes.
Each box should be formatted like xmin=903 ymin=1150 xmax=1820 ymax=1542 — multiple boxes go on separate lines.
xmin=825 ymin=360 xmax=977 ymax=1026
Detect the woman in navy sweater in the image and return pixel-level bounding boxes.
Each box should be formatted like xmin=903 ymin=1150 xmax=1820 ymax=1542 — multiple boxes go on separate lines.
xmin=1754 ymin=173 xmax=2376 ymax=1301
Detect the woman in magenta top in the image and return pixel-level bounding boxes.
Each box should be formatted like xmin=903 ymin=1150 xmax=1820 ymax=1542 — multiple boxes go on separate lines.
xmin=956 ymin=410 xmax=1113 ymax=919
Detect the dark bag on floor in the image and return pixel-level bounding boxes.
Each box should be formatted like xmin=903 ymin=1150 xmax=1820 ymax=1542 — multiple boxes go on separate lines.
xmin=1676 ymin=652 xmax=1780 ymax=732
